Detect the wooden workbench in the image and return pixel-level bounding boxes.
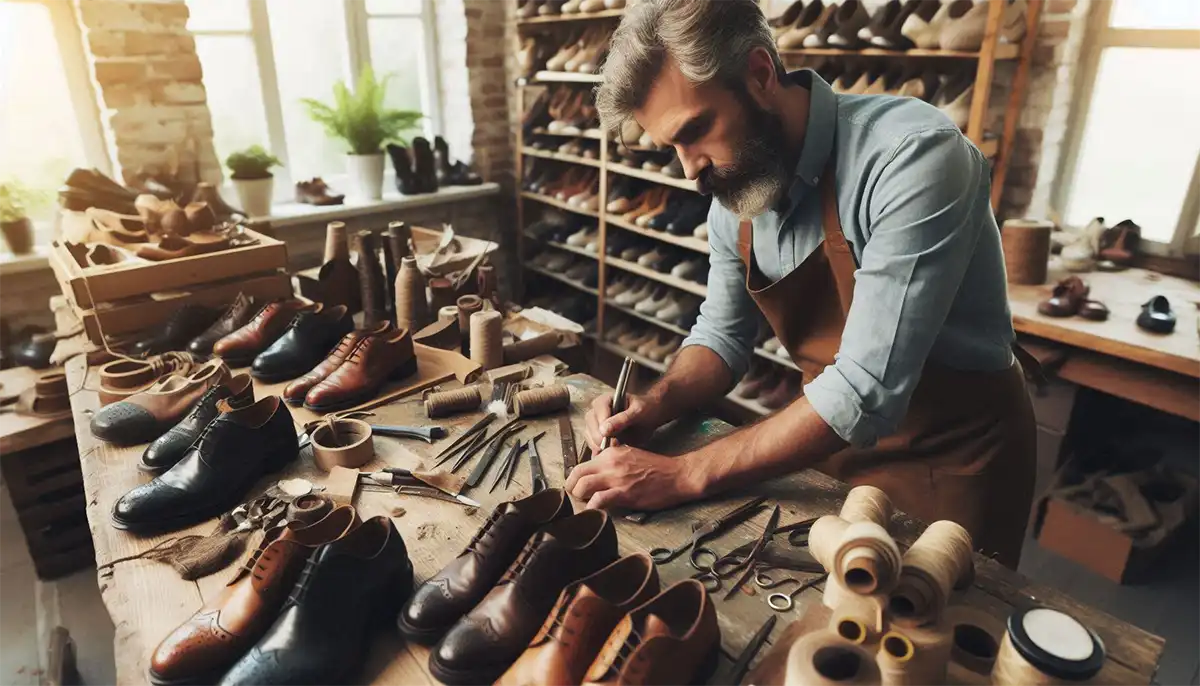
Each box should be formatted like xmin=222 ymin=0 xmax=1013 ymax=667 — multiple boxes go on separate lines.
xmin=64 ymin=357 xmax=1163 ymax=685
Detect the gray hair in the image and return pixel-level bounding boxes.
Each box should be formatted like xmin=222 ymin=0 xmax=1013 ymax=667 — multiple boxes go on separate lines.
xmin=595 ymin=0 xmax=784 ymax=138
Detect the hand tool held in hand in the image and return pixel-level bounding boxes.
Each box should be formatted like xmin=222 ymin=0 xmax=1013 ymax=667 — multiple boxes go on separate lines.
xmin=599 ymin=356 xmax=634 ymax=452
xmin=558 ymin=414 xmax=578 ymax=479
xmin=369 ymin=424 xmax=448 ymax=443
xmin=649 ymin=496 xmax=767 ymax=568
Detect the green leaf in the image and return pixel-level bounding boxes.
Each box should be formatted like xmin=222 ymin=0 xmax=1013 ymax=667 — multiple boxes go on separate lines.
xmin=224 ymin=144 xmax=282 ymax=179
xmin=300 ymin=65 xmax=425 ymax=155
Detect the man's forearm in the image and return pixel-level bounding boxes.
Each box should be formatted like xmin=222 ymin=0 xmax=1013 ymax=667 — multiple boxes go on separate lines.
xmin=642 ymin=345 xmax=733 ymax=427
xmin=683 ymin=395 xmax=847 ymax=496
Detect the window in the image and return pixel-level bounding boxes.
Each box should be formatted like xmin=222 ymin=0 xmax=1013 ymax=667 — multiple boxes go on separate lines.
xmin=1056 ymin=0 xmax=1200 ymax=255
xmin=0 ymin=0 xmax=108 ymax=235
xmin=187 ymin=0 xmax=442 ymax=194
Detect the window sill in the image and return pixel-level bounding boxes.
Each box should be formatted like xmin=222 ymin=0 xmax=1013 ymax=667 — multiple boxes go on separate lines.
xmin=263 ymin=183 xmax=501 ymax=230
xmin=0 ymin=246 xmax=52 ymax=278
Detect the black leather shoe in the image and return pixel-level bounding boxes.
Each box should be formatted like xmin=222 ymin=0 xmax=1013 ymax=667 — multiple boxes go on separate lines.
xmin=412 ymin=137 xmax=439 ymax=194
xmin=667 ymin=198 xmax=711 ymax=236
xmin=131 ymin=305 xmax=221 ymax=357
xmin=250 ymin=304 xmax=353 ymax=383
xmin=139 ymin=374 xmax=254 ymax=474
xmin=1137 ymin=295 xmax=1176 ymax=334
xmin=647 ymin=194 xmax=687 ymax=231
xmin=111 ymin=396 xmax=298 ymax=533
xmin=188 ymin=293 xmax=256 ymax=356
xmin=9 ymin=328 xmax=56 ymax=369
xmin=387 ymin=144 xmax=420 ymax=195
xmin=219 ymin=516 xmax=414 ymax=686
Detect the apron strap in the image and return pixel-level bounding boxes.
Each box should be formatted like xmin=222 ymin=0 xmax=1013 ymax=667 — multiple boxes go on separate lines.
xmin=818 ymin=165 xmax=856 ymax=318
xmin=737 ymin=219 xmax=752 ymax=267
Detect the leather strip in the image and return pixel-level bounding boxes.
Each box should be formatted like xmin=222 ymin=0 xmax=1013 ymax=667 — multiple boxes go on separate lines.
xmin=309 ymin=417 xmax=374 ymax=472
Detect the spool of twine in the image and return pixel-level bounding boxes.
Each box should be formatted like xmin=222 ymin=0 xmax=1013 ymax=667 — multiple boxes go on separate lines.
xmin=429 ymin=276 xmax=458 ymax=312
xmin=477 ymin=263 xmax=498 ymax=302
xmin=387 ymin=220 xmax=412 ymax=262
xmin=991 ymin=608 xmax=1105 ymax=686
xmin=784 ymin=629 xmax=881 ymax=686
xmin=438 ymin=305 xmax=460 ymax=324
xmin=830 ymin=614 xmax=870 ymax=646
xmin=877 ymin=626 xmax=953 ymax=686
xmin=395 ymin=255 xmax=431 ymax=332
xmin=889 ymin=520 xmax=975 ymax=627
xmin=503 ymin=331 xmax=563 ymax=364
xmin=513 ymin=384 xmax=570 ymax=417
xmin=834 ymin=521 xmax=903 ymax=596
xmin=354 ymin=230 xmax=387 ymax=326
xmin=469 ymin=310 xmax=503 ymax=370
xmin=945 ymin=605 xmax=1007 ymax=682
xmin=1001 ymin=218 xmax=1053 ymax=285
xmin=425 ymin=386 xmax=482 ymax=418
xmin=457 ymin=295 xmax=484 ymax=334
xmin=324 ymin=221 xmax=349 ymax=261
xmin=382 ymin=238 xmax=397 ymax=317
xmin=809 ymin=515 xmax=849 ymax=570
xmin=840 ymin=485 xmax=893 ymax=527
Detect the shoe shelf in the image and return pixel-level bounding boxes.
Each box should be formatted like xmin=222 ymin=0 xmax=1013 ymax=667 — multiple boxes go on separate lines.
xmin=522 ymin=146 xmax=603 ymax=169
xmin=595 ymin=339 xmax=668 ymax=374
xmin=531 ymin=236 xmax=599 ymax=261
xmin=726 ymin=391 xmax=770 ymax=416
xmin=525 ymin=262 xmax=600 ymax=296
xmin=606 ymin=216 xmax=710 ymax=255
xmin=521 ymin=191 xmax=601 ymax=219
xmin=606 ymin=255 xmax=707 ymax=298
xmin=535 ymin=70 xmax=604 ymax=84
xmin=778 ymin=44 xmax=1020 ymax=61
xmin=530 ymin=127 xmax=604 ymax=141
xmin=754 ymin=346 xmax=800 ymax=372
xmin=518 ymin=8 xmax=625 ymax=25
xmin=605 ymin=161 xmax=698 ymax=192
xmin=605 ymin=300 xmax=692 ymax=338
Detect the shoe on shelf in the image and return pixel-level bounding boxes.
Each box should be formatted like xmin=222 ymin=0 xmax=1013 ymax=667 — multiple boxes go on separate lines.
xmin=646 ymin=335 xmax=682 ymax=362
xmin=871 ymin=0 xmax=934 ymax=50
xmin=539 ymin=0 xmax=565 ymax=16
xmin=827 ymin=0 xmax=870 ymax=48
xmin=693 ymin=222 xmax=709 ymax=240
xmin=565 ymin=262 xmax=592 ymax=281
xmin=566 ymin=226 xmax=593 ymax=247
xmin=769 ymin=0 xmax=807 ymax=42
xmin=606 ymin=275 xmax=632 ymax=298
xmin=636 ymin=248 xmax=667 ymax=269
xmin=617 ymin=327 xmax=655 ymax=352
xmin=671 ymin=257 xmax=707 ymax=281
xmin=1137 ymin=296 xmax=1176 ymax=334
xmin=1001 ymin=0 xmax=1029 ymax=43
xmin=614 ymin=280 xmax=652 ymax=307
xmin=543 ymin=252 xmax=574 ymax=271
xmin=654 ymin=294 xmax=691 ymax=325
xmin=604 ymin=320 xmax=631 ymax=343
xmin=857 ymin=0 xmax=902 ymax=46
xmin=634 ymin=287 xmax=671 ymax=315
xmin=646 ymin=193 xmax=688 ymax=231
xmin=778 ymin=1 xmax=834 ymax=50
xmin=897 ymin=70 xmax=942 ymax=102
xmin=933 ymin=72 xmax=973 ymax=130
xmin=901 ymin=0 xmax=953 ymax=49
xmin=759 ymin=373 xmax=800 ymax=410
xmin=939 ymin=0 xmax=991 ymax=52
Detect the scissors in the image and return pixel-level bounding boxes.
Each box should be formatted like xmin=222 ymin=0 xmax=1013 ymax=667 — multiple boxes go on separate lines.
xmin=650 ymin=496 xmax=767 ymax=569
xmin=691 ymin=506 xmax=781 ymax=595
xmin=755 ymin=570 xmax=828 ymax=612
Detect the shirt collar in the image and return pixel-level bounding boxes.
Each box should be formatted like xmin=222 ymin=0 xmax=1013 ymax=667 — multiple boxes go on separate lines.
xmin=787 ymin=69 xmax=837 ymax=187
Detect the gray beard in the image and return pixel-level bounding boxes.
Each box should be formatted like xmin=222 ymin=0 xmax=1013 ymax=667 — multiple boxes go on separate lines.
xmin=703 ymin=97 xmax=792 ymax=220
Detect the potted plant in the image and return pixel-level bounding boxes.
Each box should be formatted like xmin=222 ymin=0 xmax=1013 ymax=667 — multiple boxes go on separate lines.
xmin=0 ymin=180 xmax=47 ymax=255
xmin=225 ymin=145 xmax=281 ymax=217
xmin=301 ymin=66 xmax=422 ymax=201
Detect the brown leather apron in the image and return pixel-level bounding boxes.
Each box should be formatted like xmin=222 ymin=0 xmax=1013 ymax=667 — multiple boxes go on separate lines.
xmin=737 ymin=160 xmax=1036 ymax=568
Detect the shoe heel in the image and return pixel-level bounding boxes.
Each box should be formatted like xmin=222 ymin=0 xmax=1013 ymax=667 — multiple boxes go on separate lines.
xmin=388 ymin=355 xmax=418 ymax=382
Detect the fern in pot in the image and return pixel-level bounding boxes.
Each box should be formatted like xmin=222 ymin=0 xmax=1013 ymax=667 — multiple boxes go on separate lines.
xmin=0 ymin=180 xmax=49 ymax=255
xmin=226 ymin=145 xmax=281 ymax=218
xmin=302 ymin=66 xmax=422 ymax=201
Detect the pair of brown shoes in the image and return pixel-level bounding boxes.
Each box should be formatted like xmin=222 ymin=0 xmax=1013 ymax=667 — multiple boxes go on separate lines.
xmin=1037 ymin=276 xmax=1109 ymax=321
xmin=281 ymin=321 xmax=417 ymax=412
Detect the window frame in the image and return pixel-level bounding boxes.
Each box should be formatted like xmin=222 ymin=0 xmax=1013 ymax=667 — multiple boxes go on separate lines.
xmin=1053 ymin=0 xmax=1200 ymax=256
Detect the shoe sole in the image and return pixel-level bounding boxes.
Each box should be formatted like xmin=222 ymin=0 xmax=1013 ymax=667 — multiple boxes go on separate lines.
xmin=215 ymin=352 xmax=257 ymax=369
xmin=395 ymin=610 xmax=452 ymax=646
xmin=302 ymin=356 xmax=419 ymax=413
xmin=427 ymin=653 xmax=507 ymax=686
xmin=147 ymin=666 xmax=227 ymax=686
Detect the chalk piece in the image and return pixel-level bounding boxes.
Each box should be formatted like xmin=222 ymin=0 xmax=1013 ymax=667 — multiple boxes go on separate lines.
xmin=326 ymin=465 xmax=359 ymax=505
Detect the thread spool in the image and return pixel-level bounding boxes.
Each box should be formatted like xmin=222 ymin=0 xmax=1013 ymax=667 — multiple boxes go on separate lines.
xmin=324 ymin=221 xmax=349 ymax=261
xmin=395 ymin=255 xmax=431 ymax=332
xmin=387 ymin=220 xmax=412 ymax=262
xmin=1001 ymin=218 xmax=1053 ymax=285
xmin=809 ymin=515 xmax=849 ymax=570
xmin=354 ymin=230 xmax=387 ymax=326
xmin=469 ymin=310 xmax=503 ymax=370
xmin=424 ymin=386 xmax=482 ymax=418
xmin=840 ymin=485 xmax=893 ymax=526
xmin=784 ymin=629 xmax=880 ymax=686
xmin=382 ymin=236 xmax=397 ymax=318
xmin=438 ymin=305 xmax=460 ymax=324
xmin=889 ymin=520 xmax=975 ymax=627
xmin=991 ymin=608 xmax=1105 ymax=686
xmin=831 ymin=615 xmax=870 ymax=646
xmin=876 ymin=625 xmax=953 ymax=686
xmin=458 ymin=294 xmax=484 ymax=356
xmin=503 ymin=331 xmax=563 ymax=364
xmin=834 ymin=520 xmax=902 ymax=595
xmin=477 ymin=263 xmax=497 ymax=303
xmin=945 ymin=605 xmax=1007 ymax=684
xmin=513 ymin=385 xmax=570 ymax=417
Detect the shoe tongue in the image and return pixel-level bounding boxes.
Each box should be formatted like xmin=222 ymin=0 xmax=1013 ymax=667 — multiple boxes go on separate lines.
xmin=641 ymin=613 xmax=675 ymax=641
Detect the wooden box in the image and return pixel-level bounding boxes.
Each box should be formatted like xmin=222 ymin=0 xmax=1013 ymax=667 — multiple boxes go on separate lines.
xmin=1 ymin=439 xmax=94 ymax=580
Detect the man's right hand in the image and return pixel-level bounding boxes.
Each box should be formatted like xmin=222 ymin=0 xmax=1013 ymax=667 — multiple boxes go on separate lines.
xmin=584 ymin=392 xmax=659 ymax=452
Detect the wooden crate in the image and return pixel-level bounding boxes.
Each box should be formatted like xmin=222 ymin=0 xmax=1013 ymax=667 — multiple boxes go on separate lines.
xmin=1 ymin=439 xmax=94 ymax=580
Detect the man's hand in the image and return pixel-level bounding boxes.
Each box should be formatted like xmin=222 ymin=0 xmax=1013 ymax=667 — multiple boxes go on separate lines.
xmin=584 ymin=392 xmax=659 ymax=452
xmin=565 ymin=445 xmax=704 ymax=511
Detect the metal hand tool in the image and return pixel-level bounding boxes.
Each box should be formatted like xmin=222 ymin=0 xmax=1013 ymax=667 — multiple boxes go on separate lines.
xmin=727 ymin=615 xmax=777 ymax=685
xmin=463 ymin=422 xmax=524 ymax=484
xmin=452 ymin=417 xmax=522 ymax=473
xmin=558 ymin=414 xmax=578 ymax=479
xmin=490 ymin=440 xmax=525 ymax=493
xmin=397 ymin=485 xmax=481 ymax=508
xmin=692 ymin=506 xmax=780 ymax=598
xmin=369 ymin=424 xmax=448 ymax=443
xmin=506 ymin=431 xmax=540 ymax=488
xmin=599 ymin=357 xmax=634 ymax=452
xmin=724 ymin=517 xmax=823 ymax=574
xmin=649 ymin=496 xmax=767 ymax=569
xmin=756 ymin=571 xmax=828 ymax=612
xmin=528 ymin=431 xmax=549 ymax=493
xmin=430 ymin=413 xmax=496 ymax=467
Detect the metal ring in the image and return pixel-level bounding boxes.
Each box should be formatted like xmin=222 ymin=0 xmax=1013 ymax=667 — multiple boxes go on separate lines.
xmin=690 ymin=546 xmax=719 ymax=571
xmin=768 ymin=592 xmax=794 ymax=612
xmin=649 ymin=547 xmax=677 ymax=564
xmin=693 ymin=572 xmax=721 ymax=593
xmin=710 ymin=554 xmax=747 ymax=578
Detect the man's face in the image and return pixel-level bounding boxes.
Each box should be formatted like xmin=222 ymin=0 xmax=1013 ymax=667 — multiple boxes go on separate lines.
xmin=634 ymin=59 xmax=790 ymax=220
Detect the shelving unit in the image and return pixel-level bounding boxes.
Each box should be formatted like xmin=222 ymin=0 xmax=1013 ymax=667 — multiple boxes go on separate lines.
xmin=521 ymin=146 xmax=603 ymax=169
xmin=606 ymin=215 xmax=709 ymax=254
xmin=606 ymin=162 xmax=698 ymax=192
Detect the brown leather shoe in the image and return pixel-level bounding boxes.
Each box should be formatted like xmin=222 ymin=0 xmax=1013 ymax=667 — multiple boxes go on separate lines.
xmin=90 ymin=358 xmax=230 ymax=445
xmin=147 ymin=506 xmax=360 ymax=686
xmin=97 ymin=352 xmax=202 ymax=406
xmin=582 ymin=580 xmax=720 ymax=686
xmin=429 ymin=509 xmax=619 ymax=685
xmin=302 ymin=325 xmax=417 ymax=412
xmin=498 ymin=554 xmax=660 ymax=686
xmin=398 ymin=489 xmax=573 ymax=645
xmin=282 ymin=322 xmax=390 ymax=406
xmin=1037 ymin=275 xmax=1089 ymax=317
xmin=188 ymin=292 xmax=257 ymax=356
xmin=213 ymin=299 xmax=314 ymax=367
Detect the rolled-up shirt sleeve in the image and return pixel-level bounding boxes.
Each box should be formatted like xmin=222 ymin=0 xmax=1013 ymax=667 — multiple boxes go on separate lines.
xmin=679 ymin=204 xmax=757 ymax=384
xmin=804 ymin=127 xmax=988 ymax=447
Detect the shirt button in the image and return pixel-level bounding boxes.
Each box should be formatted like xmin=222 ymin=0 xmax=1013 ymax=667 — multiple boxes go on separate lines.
xmin=813 ymin=176 xmax=820 ymax=184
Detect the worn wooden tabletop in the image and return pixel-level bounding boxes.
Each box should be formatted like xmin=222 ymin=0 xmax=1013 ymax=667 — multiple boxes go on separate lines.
xmin=64 ymin=358 xmax=1163 ymax=685
xmin=0 ymin=366 xmax=76 ymax=455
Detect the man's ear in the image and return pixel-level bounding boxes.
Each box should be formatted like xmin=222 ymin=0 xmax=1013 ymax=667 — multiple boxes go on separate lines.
xmin=744 ymin=47 xmax=779 ymax=108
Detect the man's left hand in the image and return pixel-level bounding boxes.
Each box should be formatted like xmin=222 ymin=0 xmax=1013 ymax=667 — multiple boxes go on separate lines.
xmin=565 ymin=445 xmax=704 ymax=511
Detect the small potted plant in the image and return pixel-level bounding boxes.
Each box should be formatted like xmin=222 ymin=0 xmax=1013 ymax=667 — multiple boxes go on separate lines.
xmin=0 ymin=180 xmax=47 ymax=255
xmin=225 ymin=145 xmax=281 ymax=218
xmin=301 ymin=66 xmax=422 ymax=201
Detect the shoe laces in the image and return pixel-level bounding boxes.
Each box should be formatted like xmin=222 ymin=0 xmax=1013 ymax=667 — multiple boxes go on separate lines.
xmin=602 ymin=627 xmax=646 ymax=679
xmin=543 ymin=587 xmax=582 ymax=645
xmin=500 ymin=535 xmax=542 ymax=584
xmin=463 ymin=510 xmax=502 ymax=556
xmin=287 ymin=554 xmax=320 ymax=605
xmin=344 ymin=337 xmax=373 ymax=364
xmin=187 ymin=385 xmax=224 ymax=419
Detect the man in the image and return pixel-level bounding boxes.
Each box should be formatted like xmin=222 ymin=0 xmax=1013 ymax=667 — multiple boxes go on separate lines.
xmin=567 ymin=0 xmax=1036 ymax=567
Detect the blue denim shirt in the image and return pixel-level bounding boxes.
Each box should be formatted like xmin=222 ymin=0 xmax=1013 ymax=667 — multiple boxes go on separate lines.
xmin=682 ymin=70 xmax=1015 ymax=448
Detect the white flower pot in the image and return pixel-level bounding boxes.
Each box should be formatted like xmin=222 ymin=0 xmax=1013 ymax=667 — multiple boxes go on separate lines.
xmin=232 ymin=176 xmax=274 ymax=218
xmin=346 ymin=153 xmax=385 ymax=201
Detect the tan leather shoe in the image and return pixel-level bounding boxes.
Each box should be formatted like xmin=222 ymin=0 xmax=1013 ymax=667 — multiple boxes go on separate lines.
xmin=282 ymin=322 xmax=389 ymax=406
xmin=147 ymin=506 xmax=360 ymax=686
xmin=582 ymin=579 xmax=720 ymax=685
xmin=90 ymin=358 xmax=230 ymax=445
xmin=498 ymin=555 xmax=660 ymax=686
xmin=213 ymin=298 xmax=314 ymax=367
xmin=303 ymin=325 xmax=417 ymax=412
xmin=97 ymin=351 xmax=204 ymax=406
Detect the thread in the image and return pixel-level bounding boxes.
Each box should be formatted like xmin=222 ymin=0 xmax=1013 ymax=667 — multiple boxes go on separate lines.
xmin=889 ymin=520 xmax=975 ymax=627
xmin=457 ymin=294 xmax=484 ymax=333
xmin=354 ymin=230 xmax=387 ymax=326
xmin=1001 ymin=218 xmax=1053 ymax=285
xmin=429 ymin=276 xmax=458 ymax=312
xmin=438 ymin=305 xmax=460 ymax=323
xmin=469 ymin=310 xmax=503 ymax=370
xmin=840 ymin=485 xmax=894 ymax=527
xmin=395 ymin=255 xmax=431 ymax=332
xmin=810 ymin=513 xmax=902 ymax=597
xmin=513 ymin=385 xmax=570 ymax=417
xmin=324 ymin=221 xmax=349 ymax=261
xmin=809 ymin=515 xmax=849 ymax=570
xmin=503 ymin=331 xmax=563 ymax=364
xmin=784 ymin=629 xmax=880 ymax=686
xmin=875 ymin=625 xmax=954 ymax=686
xmin=424 ymin=386 xmax=482 ymax=418
xmin=831 ymin=616 xmax=869 ymax=645
xmin=945 ymin=605 xmax=1006 ymax=682
xmin=387 ymin=220 xmax=412 ymax=262
xmin=991 ymin=608 xmax=1105 ymax=685
xmin=477 ymin=263 xmax=497 ymax=304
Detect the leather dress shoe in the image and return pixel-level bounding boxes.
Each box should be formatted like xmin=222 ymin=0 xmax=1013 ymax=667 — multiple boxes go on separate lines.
xmin=429 ymin=509 xmax=619 ymax=685
xmin=91 ymin=359 xmax=230 ymax=446
xmin=399 ymin=489 xmax=573 ymax=644
xmin=213 ymin=299 xmax=314 ymax=367
xmin=387 ymin=143 xmax=420 ymax=195
xmin=582 ymin=580 xmax=720 ymax=686
xmin=147 ymin=507 xmax=360 ymax=685
xmin=188 ymin=293 xmax=256 ymax=356
xmin=111 ymin=396 xmax=298 ymax=533
xmin=9 ymin=329 xmax=56 ymax=369
xmin=1137 ymin=295 xmax=1176 ymax=334
xmin=140 ymin=373 xmax=254 ymax=474
xmin=412 ymin=137 xmax=440 ymax=194
xmin=250 ymin=304 xmax=353 ymax=382
xmin=498 ymin=554 xmax=660 ymax=686
xmin=219 ymin=516 xmax=413 ymax=686
xmin=303 ymin=325 xmax=417 ymax=412
xmin=1037 ymin=276 xmax=1089 ymax=317
xmin=281 ymin=323 xmax=388 ymax=406
xmin=96 ymin=352 xmax=203 ymax=406
xmin=131 ymin=304 xmax=222 ymax=357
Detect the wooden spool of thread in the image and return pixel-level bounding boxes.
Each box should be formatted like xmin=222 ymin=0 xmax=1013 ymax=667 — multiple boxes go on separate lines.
xmin=438 ymin=305 xmax=459 ymax=324
xmin=324 ymin=221 xmax=349 ymax=261
xmin=503 ymin=331 xmax=563 ymax=364
xmin=395 ymin=255 xmax=430 ymax=332
xmin=877 ymin=626 xmax=954 ymax=686
xmin=354 ymin=230 xmax=387 ymax=326
xmin=1001 ymin=218 xmax=1053 ymax=285
xmin=945 ymin=605 xmax=1007 ymax=684
xmin=425 ymin=386 xmax=482 ymax=418
xmin=513 ymin=385 xmax=570 ymax=417
xmin=991 ymin=608 xmax=1105 ymax=686
xmin=457 ymin=295 xmax=483 ymax=334
xmin=840 ymin=485 xmax=893 ymax=526
xmin=469 ymin=310 xmax=503 ymax=370
xmin=809 ymin=513 xmax=902 ymax=596
xmin=784 ymin=629 xmax=881 ymax=686
xmin=889 ymin=520 xmax=975 ymax=627
xmin=387 ymin=221 xmax=412 ymax=262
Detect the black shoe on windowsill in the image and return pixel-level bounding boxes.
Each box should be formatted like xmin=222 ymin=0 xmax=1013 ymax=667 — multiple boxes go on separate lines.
xmin=387 ymin=144 xmax=420 ymax=195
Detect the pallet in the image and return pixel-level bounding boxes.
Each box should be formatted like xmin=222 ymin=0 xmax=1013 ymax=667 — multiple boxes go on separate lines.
xmin=1 ymin=438 xmax=94 ymax=580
